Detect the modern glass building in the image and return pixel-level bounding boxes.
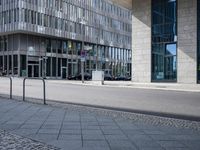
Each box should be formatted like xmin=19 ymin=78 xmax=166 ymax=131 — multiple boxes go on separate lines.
xmin=131 ymin=0 xmax=199 ymax=84
xmin=152 ymin=0 xmax=177 ymax=82
xmin=0 ymin=0 xmax=132 ymax=78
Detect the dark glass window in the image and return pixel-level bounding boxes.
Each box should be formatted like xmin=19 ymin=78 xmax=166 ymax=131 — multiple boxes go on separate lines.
xmin=46 ymin=39 xmax=51 ymax=53
xmin=68 ymin=41 xmax=72 ymax=55
xmin=63 ymin=41 xmax=68 ymax=54
xmin=52 ymin=57 xmax=56 ymax=77
xmin=20 ymin=55 xmax=26 ymax=76
xmin=46 ymin=57 xmax=51 ymax=76
xmin=4 ymin=55 xmax=7 ymax=74
xmin=52 ymin=40 xmax=57 ymax=53
xmin=62 ymin=58 xmax=67 ymax=67
xmin=0 ymin=56 xmax=3 ymax=74
xmin=57 ymin=40 xmax=62 ymax=54
xmin=72 ymin=42 xmax=77 ymax=55
xmin=77 ymin=42 xmax=81 ymax=55
xmin=152 ymin=0 xmax=177 ymax=81
xmin=58 ymin=58 xmax=61 ymax=77
xmin=13 ymin=55 xmax=18 ymax=75
xmin=9 ymin=55 xmax=12 ymax=74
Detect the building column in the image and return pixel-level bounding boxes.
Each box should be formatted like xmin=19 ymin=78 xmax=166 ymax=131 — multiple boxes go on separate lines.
xmin=177 ymin=0 xmax=197 ymax=84
xmin=132 ymin=0 xmax=151 ymax=83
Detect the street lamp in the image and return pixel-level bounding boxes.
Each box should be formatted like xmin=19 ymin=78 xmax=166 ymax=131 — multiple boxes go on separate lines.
xmin=96 ymin=36 xmax=98 ymax=71
xmin=39 ymin=41 xmax=47 ymax=79
xmin=96 ymin=27 xmax=100 ymax=71
xmin=79 ymin=18 xmax=87 ymax=83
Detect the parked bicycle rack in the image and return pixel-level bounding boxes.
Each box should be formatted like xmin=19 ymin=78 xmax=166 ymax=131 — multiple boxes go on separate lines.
xmin=23 ymin=77 xmax=46 ymax=105
xmin=0 ymin=76 xmax=12 ymax=99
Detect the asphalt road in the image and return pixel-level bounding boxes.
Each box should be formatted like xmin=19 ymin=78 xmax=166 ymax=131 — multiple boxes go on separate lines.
xmin=0 ymin=78 xmax=200 ymax=120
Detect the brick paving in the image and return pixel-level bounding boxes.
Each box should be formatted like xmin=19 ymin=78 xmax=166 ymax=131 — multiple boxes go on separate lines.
xmin=0 ymin=98 xmax=200 ymax=150
xmin=0 ymin=130 xmax=59 ymax=150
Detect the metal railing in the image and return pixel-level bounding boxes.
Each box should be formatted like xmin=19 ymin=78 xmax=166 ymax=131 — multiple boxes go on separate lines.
xmin=0 ymin=76 xmax=12 ymax=99
xmin=23 ymin=77 xmax=46 ymax=105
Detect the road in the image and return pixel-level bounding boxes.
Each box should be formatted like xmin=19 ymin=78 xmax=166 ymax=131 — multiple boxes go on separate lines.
xmin=0 ymin=78 xmax=200 ymax=120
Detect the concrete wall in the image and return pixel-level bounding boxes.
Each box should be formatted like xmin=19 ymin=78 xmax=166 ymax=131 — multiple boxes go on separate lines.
xmin=177 ymin=0 xmax=197 ymax=84
xmin=110 ymin=0 xmax=132 ymax=10
xmin=132 ymin=0 xmax=151 ymax=83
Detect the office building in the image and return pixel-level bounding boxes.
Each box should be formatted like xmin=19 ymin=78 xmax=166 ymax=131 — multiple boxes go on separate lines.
xmin=132 ymin=0 xmax=199 ymax=84
xmin=113 ymin=0 xmax=199 ymax=84
xmin=0 ymin=0 xmax=132 ymax=78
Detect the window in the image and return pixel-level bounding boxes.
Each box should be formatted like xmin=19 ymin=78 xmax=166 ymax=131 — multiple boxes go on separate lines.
xmin=20 ymin=55 xmax=26 ymax=76
xmin=52 ymin=40 xmax=57 ymax=53
xmin=37 ymin=12 xmax=42 ymax=26
xmin=46 ymin=39 xmax=51 ymax=53
xmin=52 ymin=57 xmax=56 ymax=77
xmin=152 ymin=0 xmax=177 ymax=81
xmin=57 ymin=41 xmax=62 ymax=54
xmin=63 ymin=41 xmax=68 ymax=54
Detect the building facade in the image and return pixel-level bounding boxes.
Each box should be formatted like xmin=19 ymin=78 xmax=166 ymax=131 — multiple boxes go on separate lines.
xmin=132 ymin=0 xmax=200 ymax=84
xmin=198 ymin=0 xmax=200 ymax=83
xmin=0 ymin=0 xmax=132 ymax=78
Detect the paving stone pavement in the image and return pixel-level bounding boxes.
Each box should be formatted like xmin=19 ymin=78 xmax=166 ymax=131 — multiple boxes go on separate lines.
xmin=0 ymin=129 xmax=59 ymax=150
xmin=0 ymin=98 xmax=200 ymax=150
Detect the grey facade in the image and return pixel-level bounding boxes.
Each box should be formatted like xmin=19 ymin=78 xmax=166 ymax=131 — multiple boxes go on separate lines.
xmin=0 ymin=0 xmax=132 ymax=78
xmin=132 ymin=0 xmax=151 ymax=83
xmin=177 ymin=0 xmax=197 ymax=84
xmin=132 ymin=0 xmax=200 ymax=84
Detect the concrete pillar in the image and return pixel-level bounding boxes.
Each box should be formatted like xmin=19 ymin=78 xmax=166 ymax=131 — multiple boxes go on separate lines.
xmin=177 ymin=0 xmax=197 ymax=84
xmin=132 ymin=0 xmax=151 ymax=83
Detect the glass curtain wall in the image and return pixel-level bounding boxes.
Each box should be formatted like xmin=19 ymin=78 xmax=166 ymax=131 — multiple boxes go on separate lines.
xmin=0 ymin=33 xmax=131 ymax=78
xmin=198 ymin=0 xmax=200 ymax=83
xmin=152 ymin=0 xmax=177 ymax=82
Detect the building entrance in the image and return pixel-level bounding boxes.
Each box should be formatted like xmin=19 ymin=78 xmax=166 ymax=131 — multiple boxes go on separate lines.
xmin=28 ymin=65 xmax=39 ymax=78
xmin=61 ymin=67 xmax=67 ymax=79
xmin=68 ymin=59 xmax=78 ymax=77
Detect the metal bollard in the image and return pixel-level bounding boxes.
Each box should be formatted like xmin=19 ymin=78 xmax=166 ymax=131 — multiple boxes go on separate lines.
xmin=23 ymin=77 xmax=46 ymax=105
xmin=9 ymin=77 xmax=12 ymax=99
xmin=0 ymin=76 xmax=12 ymax=99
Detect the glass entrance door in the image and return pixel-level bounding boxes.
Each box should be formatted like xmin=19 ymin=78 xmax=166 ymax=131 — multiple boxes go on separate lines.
xmin=68 ymin=59 xmax=78 ymax=77
xmin=28 ymin=65 xmax=39 ymax=78
xmin=164 ymin=56 xmax=176 ymax=80
xmin=61 ymin=67 xmax=67 ymax=79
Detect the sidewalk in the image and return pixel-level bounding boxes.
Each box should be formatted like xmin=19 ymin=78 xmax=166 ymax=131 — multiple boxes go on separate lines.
xmin=0 ymin=97 xmax=200 ymax=150
xmin=63 ymin=80 xmax=200 ymax=92
xmin=1 ymin=77 xmax=200 ymax=121
xmin=0 ymin=130 xmax=58 ymax=150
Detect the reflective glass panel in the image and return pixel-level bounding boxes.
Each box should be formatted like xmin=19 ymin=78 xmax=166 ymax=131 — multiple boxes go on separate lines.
xmin=152 ymin=0 xmax=177 ymax=81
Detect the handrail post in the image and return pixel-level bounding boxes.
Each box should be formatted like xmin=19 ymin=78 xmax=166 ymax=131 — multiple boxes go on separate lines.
xmin=23 ymin=77 xmax=46 ymax=105
xmin=23 ymin=78 xmax=26 ymax=101
xmin=43 ymin=79 xmax=46 ymax=105
xmin=0 ymin=76 xmax=12 ymax=99
xmin=9 ymin=77 xmax=12 ymax=99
